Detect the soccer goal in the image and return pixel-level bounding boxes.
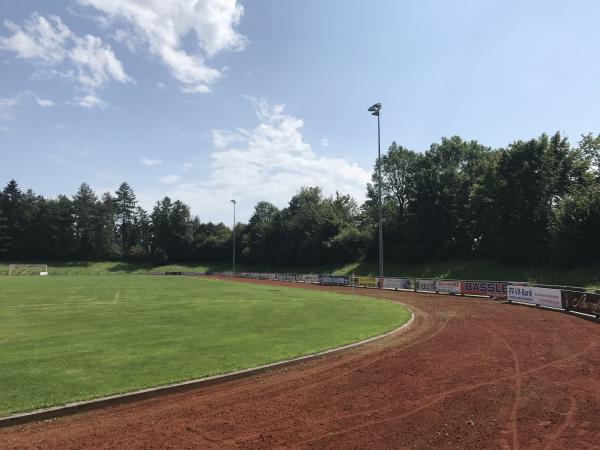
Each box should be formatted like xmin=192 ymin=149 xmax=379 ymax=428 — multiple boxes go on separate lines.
xmin=8 ymin=264 xmax=49 ymax=276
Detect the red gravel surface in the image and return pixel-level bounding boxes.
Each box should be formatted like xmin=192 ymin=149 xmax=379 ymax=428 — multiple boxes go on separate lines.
xmin=2 ymin=278 xmax=600 ymax=449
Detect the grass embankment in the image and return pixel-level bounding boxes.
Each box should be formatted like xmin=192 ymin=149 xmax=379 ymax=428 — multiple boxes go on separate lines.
xmin=1 ymin=260 xmax=598 ymax=289
xmin=0 ymin=275 xmax=409 ymax=416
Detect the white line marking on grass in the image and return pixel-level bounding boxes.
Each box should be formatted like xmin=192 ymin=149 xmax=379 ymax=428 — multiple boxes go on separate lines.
xmin=8 ymin=301 xmax=116 ymax=308
xmin=112 ymin=290 xmax=120 ymax=305
xmin=8 ymin=304 xmax=54 ymax=308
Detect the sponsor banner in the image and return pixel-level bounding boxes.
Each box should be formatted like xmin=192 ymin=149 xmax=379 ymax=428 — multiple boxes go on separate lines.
xmin=508 ymin=285 xmax=562 ymax=308
xmin=302 ymin=274 xmax=319 ymax=283
xmin=562 ymin=291 xmax=600 ymax=317
xmin=354 ymin=276 xmax=377 ymax=287
xmin=318 ymin=275 xmax=349 ymax=286
xmin=461 ymin=281 xmax=507 ymax=298
xmin=280 ymin=273 xmax=299 ymax=282
xmin=266 ymin=273 xmax=277 ymax=280
xmin=417 ymin=279 xmax=436 ymax=292
xmin=436 ymin=280 xmax=461 ymax=294
xmin=382 ymin=278 xmax=415 ymax=290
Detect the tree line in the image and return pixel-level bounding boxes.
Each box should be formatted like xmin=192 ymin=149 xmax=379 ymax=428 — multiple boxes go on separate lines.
xmin=1 ymin=131 xmax=599 ymax=267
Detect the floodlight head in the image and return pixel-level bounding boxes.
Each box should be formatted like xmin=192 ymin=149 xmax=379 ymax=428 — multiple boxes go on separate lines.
xmin=368 ymin=103 xmax=382 ymax=115
xmin=230 ymin=199 xmax=236 ymax=204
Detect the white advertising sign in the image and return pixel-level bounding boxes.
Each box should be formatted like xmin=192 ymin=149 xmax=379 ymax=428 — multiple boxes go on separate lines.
xmin=436 ymin=280 xmax=461 ymax=294
xmin=382 ymin=278 xmax=414 ymax=290
xmin=417 ymin=279 xmax=436 ymax=292
xmin=508 ymin=285 xmax=562 ymax=308
xmin=302 ymin=274 xmax=319 ymax=283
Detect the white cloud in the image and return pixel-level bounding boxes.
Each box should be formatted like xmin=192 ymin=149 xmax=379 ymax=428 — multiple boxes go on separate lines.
xmin=77 ymin=94 xmax=108 ymax=109
xmin=0 ymin=95 xmax=20 ymax=120
xmin=0 ymin=13 xmax=132 ymax=106
xmin=42 ymin=153 xmax=64 ymax=163
xmin=0 ymin=15 xmax=70 ymax=63
xmin=153 ymin=101 xmax=370 ymax=223
xmin=321 ymin=137 xmax=331 ymax=147
xmin=159 ymin=174 xmax=181 ymax=184
xmin=0 ymin=91 xmax=55 ymax=119
xmin=212 ymin=128 xmax=247 ymax=148
xmin=36 ymin=97 xmax=54 ymax=107
xmin=141 ymin=158 xmax=163 ymax=166
xmin=77 ymin=0 xmax=246 ymax=93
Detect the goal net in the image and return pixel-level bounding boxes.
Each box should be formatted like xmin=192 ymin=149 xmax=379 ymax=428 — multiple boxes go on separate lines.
xmin=8 ymin=264 xmax=49 ymax=276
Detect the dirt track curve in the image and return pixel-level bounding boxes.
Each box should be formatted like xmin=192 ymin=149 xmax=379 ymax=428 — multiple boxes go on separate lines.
xmin=2 ymin=278 xmax=600 ymax=449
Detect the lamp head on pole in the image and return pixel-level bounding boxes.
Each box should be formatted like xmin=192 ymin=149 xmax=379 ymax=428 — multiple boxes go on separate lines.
xmin=230 ymin=199 xmax=236 ymax=205
xmin=368 ymin=103 xmax=382 ymax=116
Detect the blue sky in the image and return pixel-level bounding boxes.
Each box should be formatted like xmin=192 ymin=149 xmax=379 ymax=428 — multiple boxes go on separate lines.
xmin=1 ymin=0 xmax=599 ymax=223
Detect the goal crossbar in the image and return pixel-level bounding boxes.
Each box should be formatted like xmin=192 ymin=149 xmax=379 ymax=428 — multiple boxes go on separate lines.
xmin=8 ymin=264 xmax=48 ymax=276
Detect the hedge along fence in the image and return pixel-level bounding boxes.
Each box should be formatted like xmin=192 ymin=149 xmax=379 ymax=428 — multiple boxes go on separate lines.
xmin=200 ymin=271 xmax=600 ymax=320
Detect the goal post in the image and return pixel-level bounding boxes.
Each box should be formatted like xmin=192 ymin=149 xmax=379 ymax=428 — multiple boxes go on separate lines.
xmin=8 ymin=264 xmax=49 ymax=276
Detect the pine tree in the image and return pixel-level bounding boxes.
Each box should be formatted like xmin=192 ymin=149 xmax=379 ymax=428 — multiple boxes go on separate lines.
xmin=115 ymin=182 xmax=137 ymax=252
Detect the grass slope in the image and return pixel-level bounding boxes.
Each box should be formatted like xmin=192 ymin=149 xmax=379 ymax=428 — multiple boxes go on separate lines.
xmin=0 ymin=275 xmax=409 ymax=416
xmin=1 ymin=260 xmax=598 ymax=289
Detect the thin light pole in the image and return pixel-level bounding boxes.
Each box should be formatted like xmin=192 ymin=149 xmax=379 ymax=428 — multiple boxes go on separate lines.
xmin=231 ymin=199 xmax=236 ymax=274
xmin=368 ymin=102 xmax=383 ymax=280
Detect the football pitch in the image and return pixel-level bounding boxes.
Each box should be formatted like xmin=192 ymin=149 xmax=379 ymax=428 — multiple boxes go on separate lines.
xmin=0 ymin=275 xmax=409 ymax=416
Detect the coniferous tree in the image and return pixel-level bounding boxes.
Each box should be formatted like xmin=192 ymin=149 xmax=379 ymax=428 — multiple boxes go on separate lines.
xmin=115 ymin=182 xmax=137 ymax=253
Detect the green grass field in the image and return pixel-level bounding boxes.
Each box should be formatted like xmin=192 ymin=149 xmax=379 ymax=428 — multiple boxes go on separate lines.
xmin=1 ymin=260 xmax=598 ymax=289
xmin=0 ymin=275 xmax=409 ymax=416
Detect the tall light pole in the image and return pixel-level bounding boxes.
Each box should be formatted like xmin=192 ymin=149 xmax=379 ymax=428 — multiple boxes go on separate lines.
xmin=230 ymin=199 xmax=236 ymax=274
xmin=368 ymin=102 xmax=383 ymax=280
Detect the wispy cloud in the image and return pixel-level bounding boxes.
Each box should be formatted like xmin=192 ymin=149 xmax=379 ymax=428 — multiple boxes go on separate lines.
xmin=320 ymin=137 xmax=331 ymax=147
xmin=0 ymin=13 xmax=132 ymax=108
xmin=36 ymin=97 xmax=54 ymax=107
xmin=152 ymin=100 xmax=369 ymax=222
xmin=77 ymin=94 xmax=107 ymax=109
xmin=0 ymin=95 xmax=20 ymax=121
xmin=77 ymin=0 xmax=247 ymax=94
xmin=42 ymin=153 xmax=64 ymax=163
xmin=141 ymin=158 xmax=163 ymax=166
xmin=159 ymin=174 xmax=181 ymax=184
xmin=0 ymin=91 xmax=55 ymax=119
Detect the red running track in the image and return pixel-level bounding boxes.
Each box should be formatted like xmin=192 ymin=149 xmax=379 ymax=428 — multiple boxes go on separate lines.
xmin=2 ymin=278 xmax=600 ymax=449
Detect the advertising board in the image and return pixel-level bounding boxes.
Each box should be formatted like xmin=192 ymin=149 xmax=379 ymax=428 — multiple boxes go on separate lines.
xmin=562 ymin=291 xmax=600 ymax=317
xmin=461 ymin=281 xmax=507 ymax=298
xmin=355 ymin=276 xmax=377 ymax=287
xmin=382 ymin=278 xmax=414 ymax=290
xmin=279 ymin=273 xmax=299 ymax=282
xmin=318 ymin=275 xmax=349 ymax=286
xmin=302 ymin=274 xmax=319 ymax=283
xmin=435 ymin=280 xmax=461 ymax=294
xmin=507 ymin=285 xmax=562 ymax=308
xmin=417 ymin=279 xmax=436 ymax=292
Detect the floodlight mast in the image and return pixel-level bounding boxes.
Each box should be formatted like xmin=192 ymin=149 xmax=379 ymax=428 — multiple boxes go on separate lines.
xmin=231 ymin=199 xmax=236 ymax=275
xmin=368 ymin=102 xmax=383 ymax=282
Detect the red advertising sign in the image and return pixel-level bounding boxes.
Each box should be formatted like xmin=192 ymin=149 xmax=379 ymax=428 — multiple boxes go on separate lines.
xmin=460 ymin=281 xmax=507 ymax=298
